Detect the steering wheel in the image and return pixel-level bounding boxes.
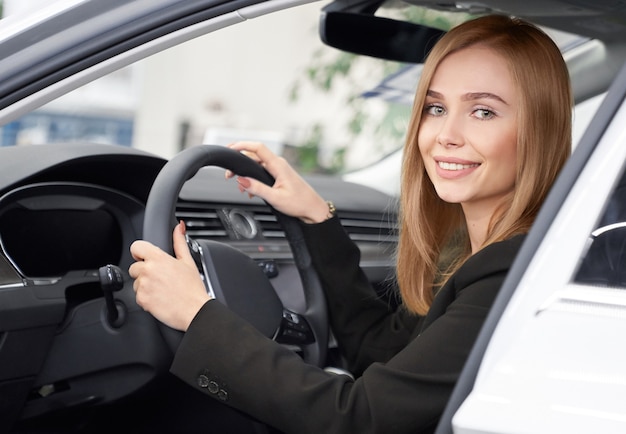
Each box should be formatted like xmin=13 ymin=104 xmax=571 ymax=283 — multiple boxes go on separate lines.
xmin=142 ymin=145 xmax=329 ymax=367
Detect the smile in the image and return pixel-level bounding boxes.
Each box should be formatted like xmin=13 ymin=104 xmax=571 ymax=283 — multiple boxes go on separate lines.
xmin=437 ymin=161 xmax=480 ymax=171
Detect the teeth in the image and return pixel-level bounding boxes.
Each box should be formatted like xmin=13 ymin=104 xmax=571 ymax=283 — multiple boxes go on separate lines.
xmin=437 ymin=161 xmax=479 ymax=171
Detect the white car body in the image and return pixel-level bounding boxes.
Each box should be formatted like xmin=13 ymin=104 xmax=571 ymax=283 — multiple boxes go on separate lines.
xmin=451 ymin=73 xmax=626 ymax=433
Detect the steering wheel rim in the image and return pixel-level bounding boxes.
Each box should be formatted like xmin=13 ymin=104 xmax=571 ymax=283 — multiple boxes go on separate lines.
xmin=142 ymin=145 xmax=329 ymax=367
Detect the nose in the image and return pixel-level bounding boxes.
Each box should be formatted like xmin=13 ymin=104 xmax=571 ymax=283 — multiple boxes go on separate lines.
xmin=436 ymin=113 xmax=464 ymax=148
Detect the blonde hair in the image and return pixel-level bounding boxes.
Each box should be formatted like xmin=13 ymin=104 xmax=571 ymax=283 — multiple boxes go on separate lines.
xmin=396 ymin=15 xmax=572 ymax=315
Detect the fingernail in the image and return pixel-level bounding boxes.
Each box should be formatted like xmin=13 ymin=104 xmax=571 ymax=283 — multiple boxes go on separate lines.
xmin=237 ymin=177 xmax=251 ymax=189
xmin=179 ymin=220 xmax=186 ymax=234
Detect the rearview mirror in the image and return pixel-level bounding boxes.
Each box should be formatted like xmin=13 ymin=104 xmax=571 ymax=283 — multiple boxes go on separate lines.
xmin=319 ymin=11 xmax=445 ymax=63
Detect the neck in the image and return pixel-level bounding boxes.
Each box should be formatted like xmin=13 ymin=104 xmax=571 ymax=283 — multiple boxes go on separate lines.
xmin=462 ymin=205 xmax=493 ymax=254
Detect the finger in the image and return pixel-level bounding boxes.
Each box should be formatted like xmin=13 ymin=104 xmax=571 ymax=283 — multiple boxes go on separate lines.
xmin=236 ymin=142 xmax=277 ymax=166
xmin=228 ymin=142 xmax=268 ymax=163
xmin=130 ymin=239 xmax=154 ymax=261
xmin=128 ymin=260 xmax=142 ymax=279
xmin=228 ymin=140 xmax=264 ymax=151
xmin=225 ymin=168 xmax=246 ymax=179
xmin=228 ymin=142 xmax=294 ymax=187
xmin=172 ymin=221 xmax=196 ymax=265
xmin=240 ymin=146 xmax=291 ymax=182
xmin=236 ymin=176 xmax=276 ymax=202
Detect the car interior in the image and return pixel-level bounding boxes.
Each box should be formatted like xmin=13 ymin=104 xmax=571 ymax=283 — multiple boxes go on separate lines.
xmin=2 ymin=0 xmax=626 ymax=433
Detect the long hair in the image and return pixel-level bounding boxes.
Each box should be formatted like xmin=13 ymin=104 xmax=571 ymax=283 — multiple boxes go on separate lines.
xmin=396 ymin=15 xmax=573 ymax=315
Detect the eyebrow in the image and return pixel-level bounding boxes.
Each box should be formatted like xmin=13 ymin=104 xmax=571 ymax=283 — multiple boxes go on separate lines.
xmin=426 ymin=89 xmax=509 ymax=105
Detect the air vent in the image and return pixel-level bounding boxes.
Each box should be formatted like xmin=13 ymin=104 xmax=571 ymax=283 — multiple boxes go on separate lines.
xmin=176 ymin=201 xmax=284 ymax=241
xmin=175 ymin=201 xmax=229 ymax=240
xmin=341 ymin=214 xmax=398 ymax=243
xmin=252 ymin=207 xmax=284 ymax=239
xmin=176 ymin=201 xmax=397 ymax=245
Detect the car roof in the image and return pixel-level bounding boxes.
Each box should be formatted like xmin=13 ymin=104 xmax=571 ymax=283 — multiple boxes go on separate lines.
xmin=414 ymin=0 xmax=626 ymax=102
xmin=406 ymin=0 xmax=626 ymax=43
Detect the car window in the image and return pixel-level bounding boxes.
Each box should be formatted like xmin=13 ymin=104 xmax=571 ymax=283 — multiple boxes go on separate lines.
xmin=575 ymin=165 xmax=626 ymax=288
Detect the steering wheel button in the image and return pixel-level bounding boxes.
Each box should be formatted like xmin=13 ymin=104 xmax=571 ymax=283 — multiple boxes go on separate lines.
xmin=292 ymin=322 xmax=309 ymax=332
xmin=283 ymin=311 xmax=299 ymax=323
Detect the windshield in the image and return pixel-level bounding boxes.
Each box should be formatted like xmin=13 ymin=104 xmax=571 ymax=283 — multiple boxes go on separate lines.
xmin=0 ymin=2 xmax=455 ymax=173
xmin=0 ymin=0 xmax=601 ymax=184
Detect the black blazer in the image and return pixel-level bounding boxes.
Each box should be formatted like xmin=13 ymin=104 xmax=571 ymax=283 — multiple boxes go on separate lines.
xmin=170 ymin=217 xmax=525 ymax=434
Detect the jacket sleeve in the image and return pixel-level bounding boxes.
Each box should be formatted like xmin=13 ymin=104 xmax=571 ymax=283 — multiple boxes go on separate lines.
xmin=299 ymin=216 xmax=421 ymax=375
xmin=169 ymin=231 xmax=523 ymax=434
xmin=171 ymin=300 xmax=454 ymax=434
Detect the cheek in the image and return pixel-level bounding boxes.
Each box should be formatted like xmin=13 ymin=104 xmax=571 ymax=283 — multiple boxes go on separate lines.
xmin=417 ymin=123 xmax=434 ymax=155
xmin=482 ymin=124 xmax=517 ymax=163
xmin=502 ymin=127 xmax=518 ymax=166
xmin=491 ymin=129 xmax=518 ymax=183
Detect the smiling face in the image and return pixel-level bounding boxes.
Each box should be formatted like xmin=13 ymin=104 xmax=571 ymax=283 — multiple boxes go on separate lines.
xmin=418 ymin=45 xmax=519 ymax=225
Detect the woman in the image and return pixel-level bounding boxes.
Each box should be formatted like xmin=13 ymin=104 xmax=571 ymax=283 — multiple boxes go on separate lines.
xmin=129 ymin=14 xmax=572 ymax=433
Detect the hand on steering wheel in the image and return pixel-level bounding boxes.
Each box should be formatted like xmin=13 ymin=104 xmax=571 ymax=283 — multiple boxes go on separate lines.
xmin=226 ymin=142 xmax=331 ymax=224
xmin=131 ymin=144 xmax=329 ymax=367
xmin=129 ymin=221 xmax=211 ymax=331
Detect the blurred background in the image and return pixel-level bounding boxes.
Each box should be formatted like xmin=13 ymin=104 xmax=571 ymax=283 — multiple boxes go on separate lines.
xmin=0 ymin=0 xmax=453 ymax=175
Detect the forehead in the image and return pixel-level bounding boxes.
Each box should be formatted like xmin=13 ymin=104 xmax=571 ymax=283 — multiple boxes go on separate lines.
xmin=429 ymin=45 xmax=517 ymax=101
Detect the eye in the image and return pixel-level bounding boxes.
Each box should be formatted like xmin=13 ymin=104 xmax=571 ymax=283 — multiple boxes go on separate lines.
xmin=473 ymin=108 xmax=495 ymax=120
xmin=425 ymin=104 xmax=445 ymax=116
